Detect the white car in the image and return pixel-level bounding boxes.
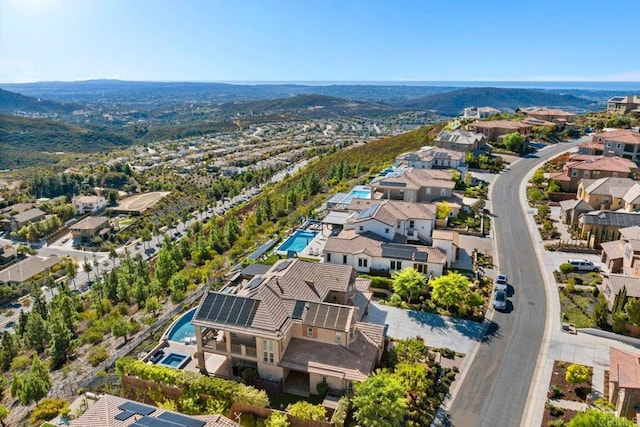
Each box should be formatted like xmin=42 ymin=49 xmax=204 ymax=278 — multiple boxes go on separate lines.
xmin=568 ymin=259 xmax=600 ymax=272
xmin=493 ymin=290 xmax=507 ymax=311
xmin=495 ymin=274 xmax=508 ymax=292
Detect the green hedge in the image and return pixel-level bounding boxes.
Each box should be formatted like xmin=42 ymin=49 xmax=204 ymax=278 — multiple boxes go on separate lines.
xmin=115 ymin=357 xmax=269 ymax=408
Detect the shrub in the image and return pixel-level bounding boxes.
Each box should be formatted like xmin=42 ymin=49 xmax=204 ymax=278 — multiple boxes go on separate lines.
xmin=566 ymin=278 xmax=576 ymax=293
xmin=286 ymin=401 xmax=327 ymax=421
xmin=30 ymin=398 xmax=69 ymax=425
xmin=549 ymin=406 xmax=564 ymax=417
xmin=87 ymin=345 xmax=109 ymax=367
xmin=566 ymin=364 xmax=591 ymax=386
xmin=316 ymin=381 xmax=329 ymax=397
xmin=10 ymin=354 xmax=31 ymax=371
xmin=549 ymin=385 xmax=564 ymax=398
xmin=331 ymin=396 xmax=350 ymax=427
xmin=559 ymin=263 xmax=574 ymax=276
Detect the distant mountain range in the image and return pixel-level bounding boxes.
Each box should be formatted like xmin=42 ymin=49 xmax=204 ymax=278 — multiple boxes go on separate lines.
xmin=397 ymin=87 xmax=600 ymax=115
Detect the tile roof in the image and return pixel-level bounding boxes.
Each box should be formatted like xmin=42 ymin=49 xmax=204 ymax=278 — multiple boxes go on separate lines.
xmin=593 ymin=129 xmax=640 ymax=145
xmin=371 ymin=167 xmax=454 ymax=191
xmin=0 ymin=255 xmax=61 ymax=284
xmin=468 ymin=120 xmax=530 ymax=130
xmin=435 ymin=129 xmax=485 ymax=146
xmin=568 ymin=155 xmax=637 ymax=174
xmin=75 ymin=195 xmax=104 ymax=204
xmin=278 ymin=325 xmax=384 ymax=381
xmin=603 ymin=274 xmax=640 ymax=299
xmin=523 ymin=107 xmax=577 ymax=118
xmin=600 ymin=240 xmax=625 ymax=259
xmin=69 ymin=394 xmax=237 ymax=427
xmin=431 ymin=229 xmax=460 ymax=246
xmin=559 ymin=199 xmax=593 ymax=212
xmin=583 ymin=177 xmax=638 ymax=198
xmin=12 ymin=208 xmax=45 ymax=224
xmin=620 ymin=226 xmax=640 ymax=241
xmin=397 ymin=146 xmax=464 ymax=163
xmin=610 ymin=347 xmax=640 ymax=389
xmin=70 ymin=216 xmax=110 ymax=230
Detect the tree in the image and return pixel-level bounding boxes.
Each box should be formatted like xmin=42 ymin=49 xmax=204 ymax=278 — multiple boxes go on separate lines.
xmin=11 ymin=354 xmax=51 ymax=405
xmin=593 ymin=294 xmax=610 ymax=328
xmin=430 ymin=272 xmax=474 ymax=311
xmin=145 ymin=296 xmax=162 ymax=316
xmin=392 ymin=268 xmax=426 ymax=303
xmin=65 ymin=256 xmax=77 ymax=287
xmin=565 ymin=364 xmax=591 ymax=387
xmin=548 ymin=179 xmax=561 ymax=193
xmin=83 ymin=256 xmax=93 ymax=280
xmin=625 ymin=297 xmax=640 ymax=325
xmin=503 ymin=132 xmax=525 ymax=153
xmin=394 ymin=338 xmax=429 ymax=363
xmin=559 ymin=262 xmax=574 ymax=276
xmin=568 ymin=408 xmax=634 ymax=427
xmin=352 ymin=370 xmax=408 ymax=427
xmin=531 ymin=169 xmax=545 ymax=186
xmin=31 ymin=281 xmax=48 ymax=320
xmin=111 ymin=317 xmax=132 ymax=344
xmin=141 ymin=229 xmax=152 ymax=250
xmin=0 ymin=404 xmax=9 ymax=427
xmin=286 ymin=401 xmax=327 ymax=421
xmin=25 ymin=312 xmax=48 ymax=353
xmin=48 ymin=312 xmax=75 ymax=369
xmin=0 ymin=332 xmax=18 ymax=372
xmin=265 ymin=412 xmax=290 ymax=427
xmin=436 ymin=202 xmax=451 ymax=220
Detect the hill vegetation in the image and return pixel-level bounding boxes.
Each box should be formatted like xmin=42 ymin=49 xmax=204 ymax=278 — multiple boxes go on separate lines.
xmin=0 ymin=88 xmax=80 ymax=116
xmin=0 ymin=114 xmax=131 ymax=169
xmin=399 ymin=87 xmax=599 ymax=115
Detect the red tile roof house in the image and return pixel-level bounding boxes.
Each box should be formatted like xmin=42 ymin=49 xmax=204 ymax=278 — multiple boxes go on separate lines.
xmin=466 ymin=120 xmax=532 ymax=142
xmin=599 ymin=273 xmax=640 ymax=310
xmin=521 ymin=107 xmax=577 ymax=125
xmin=609 ymin=347 xmax=640 ymax=420
xmin=548 ymin=154 xmax=638 ymax=193
xmin=595 ymin=129 xmax=640 ymax=162
xmin=192 ymin=259 xmax=385 ymax=397
xmin=370 ymin=167 xmax=456 ymax=204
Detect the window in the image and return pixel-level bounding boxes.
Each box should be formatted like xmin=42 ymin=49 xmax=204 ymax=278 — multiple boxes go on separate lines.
xmin=583 ymin=171 xmax=590 ymax=178
xmin=571 ymin=170 xmax=579 ymax=177
xmin=425 ymin=188 xmax=431 ymax=194
xmin=396 ymin=221 xmax=401 ymax=229
xmin=385 ymin=228 xmax=390 ymax=234
xmin=349 ymin=327 xmax=355 ymax=341
xmin=332 ymin=291 xmax=338 ymax=301
xmin=336 ymin=332 xmax=342 ymax=343
xmin=347 ymin=381 xmax=354 ymax=393
xmin=343 ymin=255 xmax=347 ymax=264
xmin=359 ymin=226 xmax=364 ymax=231
xmin=409 ymin=220 xmax=415 ymax=228
xmin=262 ymin=339 xmax=274 ymax=364
xmin=606 ymin=141 xmax=612 ymax=147
xmin=441 ymin=189 xmax=447 ymax=196
xmin=358 ymin=258 xmax=368 ymax=267
xmin=326 ymin=253 xmax=331 ymax=262
xmin=414 ymin=263 xmax=424 ymax=273
xmin=306 ymin=327 xmax=314 ymax=338
xmin=391 ymin=260 xmax=402 ymax=270
xmin=616 ymin=142 xmax=622 ymax=149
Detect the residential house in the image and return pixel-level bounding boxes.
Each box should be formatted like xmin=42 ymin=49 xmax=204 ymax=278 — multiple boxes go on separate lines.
xmin=395 ymin=146 xmax=466 ymax=172
xmin=577 ymin=141 xmax=605 ymax=156
xmin=0 ymin=202 xmax=37 ymax=215
xmin=578 ymin=210 xmax=640 ymax=248
xmin=600 ymin=226 xmax=640 ymax=274
xmin=70 ymin=216 xmax=111 ymax=241
xmin=0 ymin=246 xmax=17 ymax=266
xmin=433 ymin=129 xmax=488 ymax=153
xmin=0 ymin=255 xmax=61 ymax=285
xmin=609 ymin=347 xmax=640 ymax=421
xmin=192 ymin=259 xmax=385 ymax=396
xmin=548 ymin=154 xmax=637 ymax=192
xmin=521 ymin=108 xmax=577 ymax=125
xmin=69 ymin=394 xmax=238 ymax=427
xmin=466 ymin=120 xmax=532 ymax=142
xmin=8 ymin=208 xmax=46 ymax=232
xmin=559 ymin=199 xmax=594 ymax=228
xmin=323 ymin=230 xmax=446 ymax=277
xmin=520 ymin=117 xmax=557 ymax=129
xmin=346 ymin=199 xmax=436 ymax=243
xmin=370 ymin=167 xmax=455 ymax=203
xmin=432 ymin=229 xmax=460 ymax=267
xmin=596 ymin=130 xmax=640 ymax=162
xmin=73 ymin=195 xmax=108 ymax=214
xmin=600 ymin=274 xmax=640 ymax=310
xmin=607 ymin=95 xmax=640 ymax=116
xmin=463 ymin=106 xmax=501 ymax=119
xmin=576 ymin=177 xmax=640 ymax=212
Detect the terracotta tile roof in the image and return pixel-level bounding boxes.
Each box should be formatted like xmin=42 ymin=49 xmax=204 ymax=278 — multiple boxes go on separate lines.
xmin=594 ymin=129 xmax=640 ymax=145
xmin=524 ymin=108 xmax=577 ymax=118
xmin=579 ymin=141 xmax=605 ymax=150
xmin=278 ymin=325 xmax=384 ymax=381
xmin=570 ymin=156 xmax=637 ymax=174
xmin=610 ymin=347 xmax=640 ymax=389
xmin=600 ymin=240 xmax=625 ymax=259
xmin=69 ymin=394 xmax=238 ymax=427
xmin=549 ymin=172 xmax=572 ymax=182
xmin=620 ymin=226 xmax=640 ymax=241
xmin=468 ymin=120 xmax=530 ymax=130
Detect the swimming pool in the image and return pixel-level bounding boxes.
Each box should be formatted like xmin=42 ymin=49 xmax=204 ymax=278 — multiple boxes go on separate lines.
xmin=277 ymin=230 xmax=318 ymax=255
xmin=158 ymin=352 xmax=191 ymax=369
xmin=350 ymin=185 xmax=371 ymax=199
xmin=166 ymin=307 xmax=196 ymax=344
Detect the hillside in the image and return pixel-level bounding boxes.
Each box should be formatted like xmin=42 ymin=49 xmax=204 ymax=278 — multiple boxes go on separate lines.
xmin=0 ymin=88 xmax=81 ymax=116
xmin=217 ymin=94 xmax=396 ymax=118
xmin=0 ymin=114 xmax=131 ymax=169
xmin=399 ymin=87 xmax=599 ymax=116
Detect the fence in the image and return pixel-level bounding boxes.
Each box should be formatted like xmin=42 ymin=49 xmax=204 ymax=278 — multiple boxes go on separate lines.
xmin=228 ymin=402 xmax=333 ymax=427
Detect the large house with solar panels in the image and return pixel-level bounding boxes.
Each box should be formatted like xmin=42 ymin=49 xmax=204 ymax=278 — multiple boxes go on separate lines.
xmin=192 ymin=259 xmax=385 ymax=397
xmin=395 ymin=146 xmax=467 ymax=173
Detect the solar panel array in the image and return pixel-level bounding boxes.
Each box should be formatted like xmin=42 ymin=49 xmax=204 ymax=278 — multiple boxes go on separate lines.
xmin=292 ymin=300 xmax=306 ymax=319
xmin=195 ymin=292 xmax=259 ymax=327
xmin=118 ymin=402 xmax=155 ymax=416
xmin=114 ymin=401 xmax=206 ymax=427
xmin=272 ymin=260 xmax=292 ymax=272
xmin=303 ymin=302 xmax=351 ymax=331
xmin=379 ymin=181 xmax=407 ymax=187
xmin=356 ymin=204 xmax=378 ymax=220
xmin=245 ymin=276 xmax=264 ymax=290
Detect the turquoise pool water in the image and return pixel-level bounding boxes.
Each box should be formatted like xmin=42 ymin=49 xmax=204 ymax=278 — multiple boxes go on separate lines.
xmin=158 ymin=352 xmax=190 ymax=369
xmin=167 ymin=308 xmax=196 ymax=344
xmin=350 ymin=186 xmax=371 ymax=199
xmin=278 ymin=230 xmax=318 ymax=254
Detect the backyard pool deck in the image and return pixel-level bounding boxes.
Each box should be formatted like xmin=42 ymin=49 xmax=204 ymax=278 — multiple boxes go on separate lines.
xmin=297 ymin=231 xmax=327 ymax=260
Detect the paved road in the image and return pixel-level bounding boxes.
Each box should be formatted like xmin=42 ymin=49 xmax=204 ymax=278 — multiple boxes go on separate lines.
xmin=447 ymin=139 xmax=584 ymax=427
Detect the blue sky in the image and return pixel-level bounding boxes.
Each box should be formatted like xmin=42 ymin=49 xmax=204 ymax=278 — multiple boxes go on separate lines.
xmin=1 ymin=0 xmax=639 ymax=83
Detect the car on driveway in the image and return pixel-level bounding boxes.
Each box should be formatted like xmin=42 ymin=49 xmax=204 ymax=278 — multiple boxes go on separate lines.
xmin=568 ymin=259 xmax=600 ymax=272
xmin=493 ymin=290 xmax=507 ymax=311
xmin=495 ymin=274 xmax=508 ymax=292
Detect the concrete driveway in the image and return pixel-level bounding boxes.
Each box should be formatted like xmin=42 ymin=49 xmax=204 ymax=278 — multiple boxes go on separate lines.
xmin=363 ymin=300 xmax=485 ymax=355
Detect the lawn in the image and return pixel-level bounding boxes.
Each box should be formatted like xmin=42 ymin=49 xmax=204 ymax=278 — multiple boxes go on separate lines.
xmin=559 ymin=289 xmax=596 ymax=328
xmin=267 ymin=391 xmax=323 ymax=411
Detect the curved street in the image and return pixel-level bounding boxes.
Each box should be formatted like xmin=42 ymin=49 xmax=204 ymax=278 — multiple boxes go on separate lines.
xmin=447 ymin=140 xmax=583 ymax=426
